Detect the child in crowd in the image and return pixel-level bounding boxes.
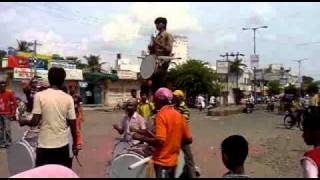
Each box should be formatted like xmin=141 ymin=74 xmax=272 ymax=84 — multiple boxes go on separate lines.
xmin=301 ymin=107 xmax=320 ymax=178
xmin=221 ymin=135 xmax=250 ymax=178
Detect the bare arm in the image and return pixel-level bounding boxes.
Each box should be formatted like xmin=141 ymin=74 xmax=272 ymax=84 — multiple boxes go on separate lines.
xmin=19 ymin=114 xmax=41 ymax=127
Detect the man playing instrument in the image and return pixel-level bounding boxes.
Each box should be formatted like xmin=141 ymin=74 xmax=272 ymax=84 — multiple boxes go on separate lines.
xmin=148 ymin=17 xmax=174 ymax=92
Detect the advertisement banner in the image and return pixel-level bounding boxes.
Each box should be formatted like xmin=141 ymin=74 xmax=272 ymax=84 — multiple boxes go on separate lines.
xmin=216 ymin=61 xmax=229 ymax=74
xmin=65 ymin=69 xmax=83 ymax=80
xmin=13 ymin=68 xmax=48 ymax=80
xmin=117 ymin=70 xmax=137 ymax=80
xmin=14 ymin=68 xmax=83 ymax=80
xmin=250 ymin=54 xmax=259 ymax=69
xmin=7 ymin=55 xmax=30 ymax=68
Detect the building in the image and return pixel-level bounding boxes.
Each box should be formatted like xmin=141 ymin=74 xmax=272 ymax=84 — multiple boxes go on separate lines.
xmin=170 ymin=35 xmax=189 ymax=68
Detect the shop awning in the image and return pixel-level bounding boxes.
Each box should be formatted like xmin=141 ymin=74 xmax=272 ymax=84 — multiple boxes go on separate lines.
xmin=84 ymin=72 xmax=118 ymax=82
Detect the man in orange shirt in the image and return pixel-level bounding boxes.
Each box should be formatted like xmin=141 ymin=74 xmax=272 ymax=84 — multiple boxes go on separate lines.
xmin=133 ymin=87 xmax=193 ymax=178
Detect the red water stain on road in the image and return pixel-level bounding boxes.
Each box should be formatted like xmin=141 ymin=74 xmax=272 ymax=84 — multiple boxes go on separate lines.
xmin=73 ymin=133 xmax=116 ymax=178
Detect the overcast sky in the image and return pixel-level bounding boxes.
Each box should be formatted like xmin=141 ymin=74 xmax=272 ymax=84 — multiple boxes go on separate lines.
xmin=1 ymin=2 xmax=320 ymax=79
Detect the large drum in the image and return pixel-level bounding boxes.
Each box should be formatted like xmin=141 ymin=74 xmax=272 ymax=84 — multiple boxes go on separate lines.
xmin=109 ymin=141 xmax=185 ymax=178
xmin=140 ymin=55 xmax=158 ymax=80
xmin=7 ymin=129 xmax=39 ymax=175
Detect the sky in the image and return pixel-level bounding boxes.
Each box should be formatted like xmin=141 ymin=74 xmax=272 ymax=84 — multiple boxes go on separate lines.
xmin=1 ymin=2 xmax=320 ymax=79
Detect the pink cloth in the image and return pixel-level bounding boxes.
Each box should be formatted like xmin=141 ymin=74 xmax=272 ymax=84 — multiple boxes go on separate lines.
xmin=121 ymin=112 xmax=146 ymax=143
xmin=10 ymin=165 xmax=79 ymax=178
xmin=154 ymin=88 xmax=173 ymax=101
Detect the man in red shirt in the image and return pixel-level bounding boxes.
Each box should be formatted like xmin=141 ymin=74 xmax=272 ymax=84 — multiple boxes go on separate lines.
xmin=133 ymin=87 xmax=193 ymax=178
xmin=0 ymin=80 xmax=17 ymax=147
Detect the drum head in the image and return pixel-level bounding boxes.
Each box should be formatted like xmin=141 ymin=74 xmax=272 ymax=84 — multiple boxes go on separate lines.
xmin=7 ymin=140 xmax=36 ymax=175
xmin=140 ymin=55 xmax=157 ymax=79
xmin=112 ymin=141 xmax=130 ymax=159
xmin=110 ymin=153 xmax=147 ymax=178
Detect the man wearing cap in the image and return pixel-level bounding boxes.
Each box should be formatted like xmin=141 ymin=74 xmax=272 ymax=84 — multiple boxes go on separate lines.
xmin=173 ymin=90 xmax=198 ymax=178
xmin=0 ymin=80 xmax=17 ymax=148
xmin=133 ymin=88 xmax=193 ymax=178
xmin=113 ymin=98 xmax=146 ymax=145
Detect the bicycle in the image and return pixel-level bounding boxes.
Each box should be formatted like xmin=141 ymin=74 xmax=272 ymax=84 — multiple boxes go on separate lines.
xmin=283 ymin=110 xmax=303 ymax=131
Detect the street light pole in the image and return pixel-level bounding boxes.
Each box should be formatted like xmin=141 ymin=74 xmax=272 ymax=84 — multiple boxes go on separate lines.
xmin=293 ymin=58 xmax=308 ymax=97
xmin=243 ymin=26 xmax=268 ymax=100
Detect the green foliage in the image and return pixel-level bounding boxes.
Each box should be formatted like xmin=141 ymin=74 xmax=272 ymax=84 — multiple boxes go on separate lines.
xmin=16 ymin=40 xmax=32 ymax=52
xmin=65 ymin=56 xmax=88 ymax=69
xmin=267 ymin=80 xmax=282 ymax=95
xmin=229 ymin=58 xmax=247 ymax=88
xmin=52 ymin=54 xmax=64 ymax=60
xmin=284 ymin=83 xmax=298 ymax=95
xmin=306 ymin=82 xmax=319 ymax=95
xmin=167 ymin=59 xmax=221 ymax=98
xmin=84 ymin=55 xmax=105 ymax=73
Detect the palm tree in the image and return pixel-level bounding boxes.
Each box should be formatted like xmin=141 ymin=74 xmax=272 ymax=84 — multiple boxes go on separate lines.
xmin=83 ymin=55 xmax=105 ymax=73
xmin=65 ymin=56 xmax=88 ymax=69
xmin=229 ymin=58 xmax=247 ymax=88
xmin=16 ymin=40 xmax=32 ymax=52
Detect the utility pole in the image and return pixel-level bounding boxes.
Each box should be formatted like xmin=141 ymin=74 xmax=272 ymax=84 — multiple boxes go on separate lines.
xmin=293 ymin=58 xmax=308 ymax=97
xmin=243 ymin=26 xmax=268 ymax=100
xmin=29 ymin=40 xmax=42 ymax=77
xmin=220 ymin=52 xmax=233 ymax=106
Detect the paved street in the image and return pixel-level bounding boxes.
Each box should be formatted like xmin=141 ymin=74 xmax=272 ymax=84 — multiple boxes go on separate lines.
xmin=0 ymin=109 xmax=308 ymax=178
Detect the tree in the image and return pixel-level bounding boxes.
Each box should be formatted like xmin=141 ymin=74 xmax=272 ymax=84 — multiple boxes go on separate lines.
xmin=166 ymin=59 xmax=220 ymax=98
xmin=306 ymin=82 xmax=319 ymax=95
xmin=284 ymin=83 xmax=298 ymax=95
xmin=84 ymin=54 xmax=105 ymax=73
xmin=52 ymin=54 xmax=64 ymax=60
xmin=65 ymin=56 xmax=88 ymax=69
xmin=0 ymin=50 xmax=6 ymax=59
xmin=229 ymin=58 xmax=247 ymax=88
xmin=267 ymin=80 xmax=281 ymax=95
xmin=16 ymin=40 xmax=32 ymax=52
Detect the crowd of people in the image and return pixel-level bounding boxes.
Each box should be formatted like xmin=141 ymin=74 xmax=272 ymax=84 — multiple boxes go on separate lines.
xmin=1 ymin=16 xmax=320 ymax=178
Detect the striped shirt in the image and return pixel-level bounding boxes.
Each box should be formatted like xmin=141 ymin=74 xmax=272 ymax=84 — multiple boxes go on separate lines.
xmin=175 ymin=101 xmax=190 ymax=123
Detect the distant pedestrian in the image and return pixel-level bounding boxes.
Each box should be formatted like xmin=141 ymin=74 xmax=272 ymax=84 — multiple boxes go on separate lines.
xmin=221 ymin=135 xmax=250 ymax=178
xmin=0 ymin=80 xmax=17 ymax=148
xmin=137 ymin=91 xmax=155 ymax=121
xmin=301 ymin=107 xmax=320 ymax=178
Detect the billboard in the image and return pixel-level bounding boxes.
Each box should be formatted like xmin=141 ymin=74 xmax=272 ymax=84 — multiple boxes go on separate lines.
xmin=14 ymin=68 xmax=83 ymax=80
xmin=216 ymin=61 xmax=229 ymax=74
xmin=250 ymin=54 xmax=259 ymax=68
xmin=255 ymin=69 xmax=264 ymax=80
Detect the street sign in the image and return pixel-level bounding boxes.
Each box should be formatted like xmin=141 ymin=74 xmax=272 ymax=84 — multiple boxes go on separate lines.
xmin=216 ymin=60 xmax=229 ymax=74
xmin=250 ymin=54 xmax=259 ymax=68
xmin=255 ymin=69 xmax=264 ymax=80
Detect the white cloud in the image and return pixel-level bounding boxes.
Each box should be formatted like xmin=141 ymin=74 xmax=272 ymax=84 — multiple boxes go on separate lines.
xmin=102 ymin=2 xmax=202 ymax=45
xmin=15 ymin=29 xmax=90 ymax=57
xmin=0 ymin=8 xmax=17 ymax=24
xmin=246 ymin=2 xmax=276 ymax=26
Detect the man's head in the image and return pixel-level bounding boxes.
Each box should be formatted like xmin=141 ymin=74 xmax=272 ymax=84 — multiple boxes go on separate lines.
xmin=69 ymin=84 xmax=77 ymax=95
xmin=131 ymin=89 xmax=137 ymax=98
xmin=0 ymin=81 xmax=6 ymax=93
xmin=221 ymin=135 xmax=249 ymax=171
xmin=125 ymin=98 xmax=138 ymax=117
xmin=154 ymin=87 xmax=173 ymax=110
xmin=173 ymin=90 xmax=185 ymax=105
xmin=140 ymin=92 xmax=148 ymax=103
xmin=48 ymin=67 xmax=66 ymax=88
xmin=154 ymin=17 xmax=167 ymax=31
xmin=302 ymin=107 xmax=320 ymax=146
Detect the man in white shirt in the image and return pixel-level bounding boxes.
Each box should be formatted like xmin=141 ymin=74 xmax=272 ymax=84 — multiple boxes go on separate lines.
xmin=19 ymin=67 xmax=77 ymax=168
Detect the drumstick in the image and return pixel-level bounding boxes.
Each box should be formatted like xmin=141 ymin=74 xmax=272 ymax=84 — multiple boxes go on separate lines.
xmin=128 ymin=156 xmax=152 ymax=170
xmin=75 ymin=155 xmax=83 ymax=167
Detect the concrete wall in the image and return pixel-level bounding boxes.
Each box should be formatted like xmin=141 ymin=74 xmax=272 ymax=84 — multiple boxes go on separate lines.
xmin=104 ymin=79 xmax=142 ymax=107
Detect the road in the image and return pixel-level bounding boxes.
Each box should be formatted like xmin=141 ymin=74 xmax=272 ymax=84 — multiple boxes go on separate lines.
xmin=0 ymin=109 xmax=308 ymax=178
